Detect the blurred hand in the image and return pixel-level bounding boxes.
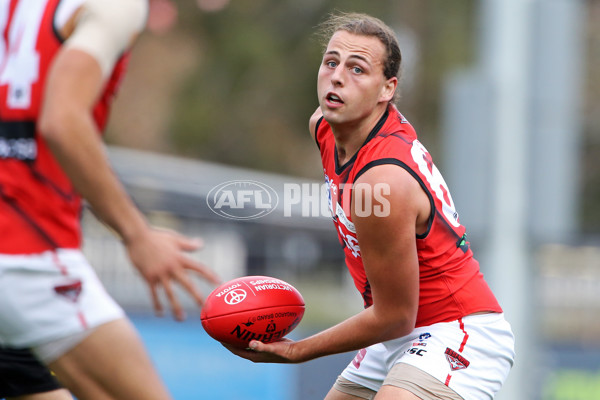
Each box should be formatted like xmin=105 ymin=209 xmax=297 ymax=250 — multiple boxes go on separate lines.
xmin=222 ymin=338 xmax=299 ymax=363
xmin=124 ymin=227 xmax=220 ymax=320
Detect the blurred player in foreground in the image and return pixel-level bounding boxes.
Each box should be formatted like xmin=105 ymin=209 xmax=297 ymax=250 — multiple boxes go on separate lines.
xmin=0 ymin=0 xmax=219 ymax=399
xmin=225 ymin=13 xmax=515 ymax=399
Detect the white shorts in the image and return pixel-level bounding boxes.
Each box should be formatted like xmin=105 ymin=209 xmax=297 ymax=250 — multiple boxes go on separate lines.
xmin=341 ymin=313 xmax=515 ymax=399
xmin=0 ymin=249 xmax=125 ymax=359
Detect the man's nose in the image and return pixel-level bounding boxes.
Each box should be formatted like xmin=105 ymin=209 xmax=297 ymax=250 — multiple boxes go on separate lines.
xmin=330 ymin=66 xmax=344 ymax=86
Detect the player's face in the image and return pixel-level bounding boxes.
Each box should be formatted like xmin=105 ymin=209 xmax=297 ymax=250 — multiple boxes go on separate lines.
xmin=317 ymin=30 xmax=396 ymax=127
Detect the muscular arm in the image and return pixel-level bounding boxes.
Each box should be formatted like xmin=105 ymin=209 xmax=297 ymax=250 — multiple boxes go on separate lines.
xmin=39 ymin=48 xmax=147 ymax=246
xmin=225 ymin=164 xmax=430 ymax=362
xmin=350 ymin=165 xmax=427 ymax=339
xmin=40 ymin=0 xmax=148 ymax=237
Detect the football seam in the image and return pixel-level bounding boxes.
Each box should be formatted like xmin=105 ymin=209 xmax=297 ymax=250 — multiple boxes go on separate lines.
xmin=201 ymin=303 xmax=305 ymax=320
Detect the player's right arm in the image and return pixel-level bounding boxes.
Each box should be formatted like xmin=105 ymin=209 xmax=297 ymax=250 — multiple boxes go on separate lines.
xmin=38 ymin=0 xmax=219 ymax=320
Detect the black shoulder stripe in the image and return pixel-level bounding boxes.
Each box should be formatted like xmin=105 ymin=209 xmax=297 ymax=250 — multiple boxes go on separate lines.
xmin=354 ymin=158 xmax=435 ymax=239
xmin=314 ymin=116 xmax=324 ymax=150
xmin=53 ymin=0 xmax=67 ymax=43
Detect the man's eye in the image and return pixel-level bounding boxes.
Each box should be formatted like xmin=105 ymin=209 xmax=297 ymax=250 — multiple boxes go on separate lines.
xmin=326 ymin=61 xmax=337 ymax=68
xmin=352 ymin=67 xmax=363 ymax=74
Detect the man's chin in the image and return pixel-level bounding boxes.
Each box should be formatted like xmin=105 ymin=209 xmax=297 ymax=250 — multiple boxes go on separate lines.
xmin=321 ymin=109 xmax=345 ymax=124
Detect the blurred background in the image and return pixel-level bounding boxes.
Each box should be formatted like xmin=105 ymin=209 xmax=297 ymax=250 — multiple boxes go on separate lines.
xmin=82 ymin=0 xmax=599 ymax=399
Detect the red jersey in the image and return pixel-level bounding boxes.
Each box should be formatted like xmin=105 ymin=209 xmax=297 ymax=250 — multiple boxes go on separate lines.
xmin=315 ymin=104 xmax=502 ymax=327
xmin=0 ymin=0 xmax=129 ymax=253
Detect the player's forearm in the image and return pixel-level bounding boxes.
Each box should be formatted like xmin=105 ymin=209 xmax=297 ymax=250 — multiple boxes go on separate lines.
xmin=291 ymin=305 xmax=413 ymax=362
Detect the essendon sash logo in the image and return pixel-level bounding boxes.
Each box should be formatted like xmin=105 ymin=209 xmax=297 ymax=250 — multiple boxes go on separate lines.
xmin=445 ymin=347 xmax=470 ymax=371
xmin=352 ymin=348 xmax=367 ymax=368
xmin=54 ymin=280 xmax=83 ymax=303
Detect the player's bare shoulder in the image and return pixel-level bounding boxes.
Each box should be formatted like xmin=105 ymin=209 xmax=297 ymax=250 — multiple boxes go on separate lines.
xmin=56 ymin=0 xmax=148 ymax=76
xmin=308 ymin=107 xmax=323 ymax=141
xmin=353 ymin=164 xmax=431 ymax=235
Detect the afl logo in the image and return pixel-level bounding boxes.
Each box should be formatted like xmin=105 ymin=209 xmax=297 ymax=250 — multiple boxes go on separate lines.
xmin=224 ymin=289 xmax=247 ymax=305
xmin=207 ymin=180 xmax=279 ymax=220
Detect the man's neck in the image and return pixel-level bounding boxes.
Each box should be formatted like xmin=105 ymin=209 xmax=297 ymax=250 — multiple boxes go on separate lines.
xmin=332 ymin=105 xmax=387 ymax=166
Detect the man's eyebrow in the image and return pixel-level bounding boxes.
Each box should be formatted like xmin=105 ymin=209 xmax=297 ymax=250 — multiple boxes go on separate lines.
xmin=324 ymin=50 xmax=370 ymax=64
xmin=349 ymin=54 xmax=369 ymax=64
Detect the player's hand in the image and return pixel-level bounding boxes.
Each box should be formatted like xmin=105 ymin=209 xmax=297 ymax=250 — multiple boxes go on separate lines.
xmin=222 ymin=339 xmax=299 ymax=363
xmin=125 ymin=227 xmax=220 ymax=320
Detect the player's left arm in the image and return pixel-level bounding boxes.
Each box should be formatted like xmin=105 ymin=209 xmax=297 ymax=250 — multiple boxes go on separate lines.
xmin=40 ymin=0 xmax=147 ymax=233
xmin=225 ymin=164 xmax=429 ymax=363
xmin=351 ymin=163 xmax=423 ymax=338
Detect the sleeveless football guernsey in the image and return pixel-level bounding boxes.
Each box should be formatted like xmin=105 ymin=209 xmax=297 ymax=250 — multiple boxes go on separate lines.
xmin=315 ymin=104 xmax=502 ymax=327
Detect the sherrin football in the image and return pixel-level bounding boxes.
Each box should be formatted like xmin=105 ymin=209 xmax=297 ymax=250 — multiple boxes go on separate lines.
xmin=200 ymin=275 xmax=305 ymax=348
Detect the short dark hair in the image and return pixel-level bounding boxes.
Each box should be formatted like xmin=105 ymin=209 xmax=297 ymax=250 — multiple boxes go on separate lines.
xmin=318 ymin=12 xmax=402 ymax=81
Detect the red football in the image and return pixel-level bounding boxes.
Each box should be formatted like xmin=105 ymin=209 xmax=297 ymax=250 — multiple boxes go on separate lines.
xmin=200 ymin=275 xmax=305 ymax=348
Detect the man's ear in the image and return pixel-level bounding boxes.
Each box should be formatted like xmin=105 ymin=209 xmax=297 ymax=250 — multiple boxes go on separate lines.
xmin=380 ymin=77 xmax=398 ymax=103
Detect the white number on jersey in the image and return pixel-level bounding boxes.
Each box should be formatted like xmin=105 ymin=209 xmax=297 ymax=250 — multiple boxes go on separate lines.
xmin=411 ymin=140 xmax=460 ymax=227
xmin=0 ymin=0 xmax=44 ymax=109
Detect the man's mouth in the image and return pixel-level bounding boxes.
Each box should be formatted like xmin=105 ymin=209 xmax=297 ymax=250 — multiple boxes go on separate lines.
xmin=326 ymin=93 xmax=344 ymax=105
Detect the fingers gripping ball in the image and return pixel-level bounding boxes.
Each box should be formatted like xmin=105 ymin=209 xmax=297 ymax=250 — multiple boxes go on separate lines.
xmin=201 ymin=276 xmax=305 ymax=348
